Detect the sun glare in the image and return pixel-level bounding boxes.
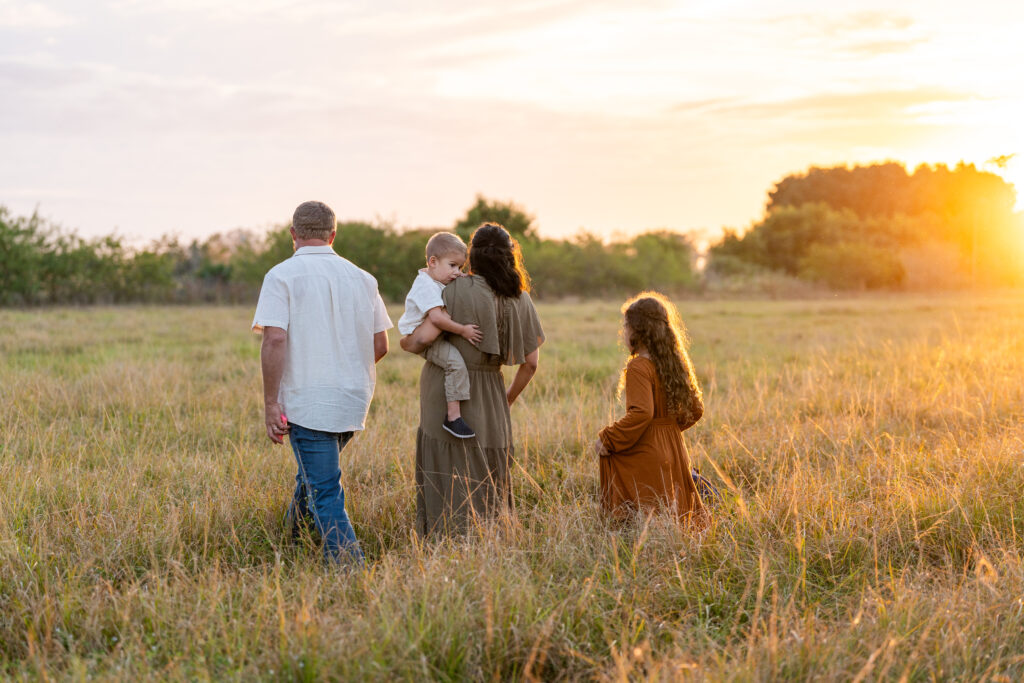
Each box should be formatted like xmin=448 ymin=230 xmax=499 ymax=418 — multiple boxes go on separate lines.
xmin=998 ymin=163 xmax=1024 ymax=212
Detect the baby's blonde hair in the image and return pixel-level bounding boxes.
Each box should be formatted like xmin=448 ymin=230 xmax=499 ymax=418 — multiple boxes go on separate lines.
xmin=426 ymin=232 xmax=467 ymax=260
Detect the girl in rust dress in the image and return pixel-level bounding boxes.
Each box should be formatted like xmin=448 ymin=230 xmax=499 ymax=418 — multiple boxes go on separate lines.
xmin=594 ymin=292 xmax=709 ymax=528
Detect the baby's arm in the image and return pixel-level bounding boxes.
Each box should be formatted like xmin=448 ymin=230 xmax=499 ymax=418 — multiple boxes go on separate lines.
xmin=426 ymin=307 xmax=483 ymax=345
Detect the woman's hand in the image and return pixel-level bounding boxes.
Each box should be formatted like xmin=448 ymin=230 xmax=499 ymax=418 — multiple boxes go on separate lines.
xmin=592 ymin=438 xmax=609 ymax=457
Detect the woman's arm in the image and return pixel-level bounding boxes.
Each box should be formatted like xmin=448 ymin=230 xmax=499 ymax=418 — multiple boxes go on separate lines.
xmin=598 ymin=361 xmax=655 ymax=455
xmin=506 ymin=347 xmax=539 ymax=406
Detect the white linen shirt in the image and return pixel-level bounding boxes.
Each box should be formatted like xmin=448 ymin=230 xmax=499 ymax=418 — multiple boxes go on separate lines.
xmin=397 ymin=269 xmax=445 ymax=335
xmin=252 ymin=245 xmax=393 ymax=433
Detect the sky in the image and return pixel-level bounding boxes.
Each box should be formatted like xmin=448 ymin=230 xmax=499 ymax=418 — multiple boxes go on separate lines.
xmin=1 ymin=0 xmax=1022 ymax=244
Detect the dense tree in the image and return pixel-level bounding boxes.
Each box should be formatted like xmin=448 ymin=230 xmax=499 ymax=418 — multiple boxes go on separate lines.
xmin=0 ymin=199 xmax=702 ymax=305
xmin=453 ymin=195 xmax=537 ymax=243
xmin=714 ymin=161 xmax=1023 ymax=289
xmin=0 ymin=207 xmax=43 ymax=305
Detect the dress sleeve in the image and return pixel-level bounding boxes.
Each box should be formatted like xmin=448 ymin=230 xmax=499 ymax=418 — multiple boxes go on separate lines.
xmin=442 ymin=276 xmax=480 ymax=329
xmin=504 ymin=291 xmax=545 ymax=365
xmin=599 ymin=359 xmax=655 ymax=455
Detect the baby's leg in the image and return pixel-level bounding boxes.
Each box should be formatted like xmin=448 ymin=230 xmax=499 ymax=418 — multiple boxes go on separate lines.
xmin=422 ymin=339 xmax=470 ymax=420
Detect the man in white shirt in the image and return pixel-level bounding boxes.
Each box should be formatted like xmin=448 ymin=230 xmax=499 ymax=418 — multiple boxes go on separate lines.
xmin=252 ymin=200 xmax=393 ymax=564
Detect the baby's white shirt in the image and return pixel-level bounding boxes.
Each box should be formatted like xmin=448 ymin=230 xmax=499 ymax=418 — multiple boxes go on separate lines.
xmin=397 ymin=269 xmax=445 ymax=335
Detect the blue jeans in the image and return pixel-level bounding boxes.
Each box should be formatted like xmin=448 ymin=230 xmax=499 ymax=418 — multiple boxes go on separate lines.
xmin=286 ymin=423 xmax=364 ymax=565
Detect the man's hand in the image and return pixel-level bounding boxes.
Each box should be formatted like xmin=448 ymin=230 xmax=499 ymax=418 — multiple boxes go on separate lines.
xmin=460 ymin=323 xmax=483 ymax=346
xmin=592 ymin=438 xmax=609 ymax=457
xmin=265 ymin=401 xmax=290 ymax=444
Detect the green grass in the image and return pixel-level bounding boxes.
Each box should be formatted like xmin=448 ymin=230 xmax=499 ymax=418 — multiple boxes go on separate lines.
xmin=2 ymin=293 xmax=1024 ymax=679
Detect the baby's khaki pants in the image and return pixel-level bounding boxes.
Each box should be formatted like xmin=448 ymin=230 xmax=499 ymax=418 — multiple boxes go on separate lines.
xmin=420 ymin=339 xmax=470 ymax=403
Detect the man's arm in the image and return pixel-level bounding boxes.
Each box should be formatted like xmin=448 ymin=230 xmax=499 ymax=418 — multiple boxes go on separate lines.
xmin=261 ymin=326 xmax=289 ymax=444
xmin=374 ymin=330 xmax=389 ymax=363
xmin=426 ymin=307 xmax=482 ymax=344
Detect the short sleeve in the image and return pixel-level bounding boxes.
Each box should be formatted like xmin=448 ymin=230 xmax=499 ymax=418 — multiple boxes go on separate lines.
xmin=408 ymin=275 xmax=444 ymax=314
xmin=373 ymin=293 xmax=394 ymax=333
xmin=252 ymin=271 xmax=289 ymax=332
xmin=509 ymin=292 xmax=545 ymax=362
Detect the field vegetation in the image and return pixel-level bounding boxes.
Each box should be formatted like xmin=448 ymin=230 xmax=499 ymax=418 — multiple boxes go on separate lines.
xmin=3 ymin=294 xmax=1024 ymax=679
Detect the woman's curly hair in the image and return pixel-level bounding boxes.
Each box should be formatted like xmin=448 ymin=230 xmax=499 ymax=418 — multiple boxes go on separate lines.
xmin=619 ymin=292 xmax=703 ymax=425
xmin=467 ymin=223 xmax=531 ymax=298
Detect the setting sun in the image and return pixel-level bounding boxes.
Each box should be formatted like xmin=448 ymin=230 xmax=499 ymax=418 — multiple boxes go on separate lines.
xmin=2 ymin=1 xmax=1023 ymax=243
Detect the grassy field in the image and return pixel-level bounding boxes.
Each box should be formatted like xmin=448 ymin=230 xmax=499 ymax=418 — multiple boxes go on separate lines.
xmin=2 ymin=293 xmax=1024 ymax=680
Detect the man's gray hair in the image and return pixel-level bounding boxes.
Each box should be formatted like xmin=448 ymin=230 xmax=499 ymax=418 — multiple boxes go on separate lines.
xmin=292 ymin=201 xmax=336 ymax=241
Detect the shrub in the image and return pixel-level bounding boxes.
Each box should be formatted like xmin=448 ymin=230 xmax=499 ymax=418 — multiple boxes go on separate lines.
xmin=798 ymin=241 xmax=905 ymax=290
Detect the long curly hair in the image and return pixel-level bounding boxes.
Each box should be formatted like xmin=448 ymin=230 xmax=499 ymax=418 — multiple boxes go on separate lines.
xmin=467 ymin=223 xmax=531 ymax=298
xmin=619 ymin=292 xmax=703 ymax=424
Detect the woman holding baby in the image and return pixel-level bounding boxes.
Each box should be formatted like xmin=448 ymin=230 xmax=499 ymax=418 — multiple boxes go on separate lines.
xmin=400 ymin=223 xmax=545 ymax=537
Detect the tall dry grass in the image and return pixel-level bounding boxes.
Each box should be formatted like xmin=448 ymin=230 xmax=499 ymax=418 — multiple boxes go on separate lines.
xmin=2 ymin=293 xmax=1024 ymax=680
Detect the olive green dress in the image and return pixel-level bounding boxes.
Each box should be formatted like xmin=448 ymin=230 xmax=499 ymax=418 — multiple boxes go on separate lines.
xmin=415 ymin=275 xmax=545 ymax=537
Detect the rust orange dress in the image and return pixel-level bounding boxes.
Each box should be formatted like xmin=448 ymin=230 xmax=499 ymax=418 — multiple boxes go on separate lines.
xmin=598 ymin=356 xmax=708 ymax=526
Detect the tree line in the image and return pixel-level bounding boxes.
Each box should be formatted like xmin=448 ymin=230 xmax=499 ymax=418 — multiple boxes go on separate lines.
xmin=0 ymin=197 xmax=698 ymax=306
xmin=709 ymin=161 xmax=1023 ymax=289
xmin=2 ymin=161 xmax=1021 ymax=306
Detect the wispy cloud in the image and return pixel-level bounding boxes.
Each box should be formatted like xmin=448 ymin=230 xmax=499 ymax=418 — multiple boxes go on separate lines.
xmin=843 ymin=38 xmax=930 ymax=56
xmin=0 ymin=0 xmax=72 ymax=28
xmin=761 ymin=10 xmax=928 ymax=57
xmin=710 ymin=88 xmax=975 ymax=121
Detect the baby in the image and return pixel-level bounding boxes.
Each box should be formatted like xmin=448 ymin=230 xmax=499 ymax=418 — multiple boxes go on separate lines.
xmin=398 ymin=232 xmax=482 ymax=438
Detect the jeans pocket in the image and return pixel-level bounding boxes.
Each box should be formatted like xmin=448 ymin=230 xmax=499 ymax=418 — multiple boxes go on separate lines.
xmin=290 ymin=423 xmax=332 ymax=441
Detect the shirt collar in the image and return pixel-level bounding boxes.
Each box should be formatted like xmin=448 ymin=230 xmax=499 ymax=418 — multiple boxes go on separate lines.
xmin=294 ymin=245 xmax=336 ymax=256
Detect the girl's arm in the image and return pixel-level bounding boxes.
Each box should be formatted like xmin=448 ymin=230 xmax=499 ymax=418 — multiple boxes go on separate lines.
xmin=598 ymin=360 xmax=655 ymax=455
xmin=506 ymin=348 xmax=539 ymax=406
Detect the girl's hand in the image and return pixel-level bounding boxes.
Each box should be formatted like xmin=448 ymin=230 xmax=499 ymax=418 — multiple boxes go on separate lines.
xmin=592 ymin=438 xmax=608 ymax=457
xmin=461 ymin=324 xmax=483 ymax=346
